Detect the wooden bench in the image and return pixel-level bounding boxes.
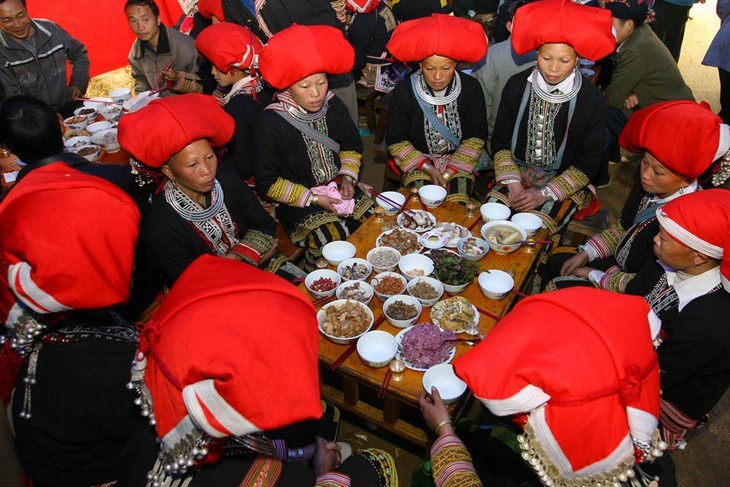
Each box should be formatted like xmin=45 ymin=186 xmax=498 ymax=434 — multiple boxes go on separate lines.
xmin=562 ymin=208 xmax=609 ymax=246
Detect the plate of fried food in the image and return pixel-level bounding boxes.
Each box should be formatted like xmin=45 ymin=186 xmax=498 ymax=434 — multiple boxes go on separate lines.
xmin=430 ymin=296 xmax=478 ymax=333
xmin=376 ymin=228 xmax=423 ymax=255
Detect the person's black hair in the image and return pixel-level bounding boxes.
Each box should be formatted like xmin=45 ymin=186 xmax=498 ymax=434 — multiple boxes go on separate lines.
xmin=0 ymin=95 xmax=64 ymax=163
xmin=507 ymin=0 xmax=534 ymax=20
xmin=124 ymin=0 xmax=159 ymax=17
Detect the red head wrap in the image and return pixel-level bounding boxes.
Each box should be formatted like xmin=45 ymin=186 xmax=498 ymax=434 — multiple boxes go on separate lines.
xmin=195 ymin=23 xmax=262 ymax=73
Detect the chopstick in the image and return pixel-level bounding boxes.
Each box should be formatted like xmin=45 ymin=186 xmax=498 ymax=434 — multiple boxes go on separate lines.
xmin=467 ymin=215 xmax=482 ymax=232
xmin=330 ymin=314 xmax=386 ymax=371
xmin=368 ymin=189 xmax=418 ymax=219
xmin=377 ymin=369 xmax=392 ymax=399
xmin=512 ymin=289 xmax=530 ymax=299
xmin=445 ymin=337 xmax=483 ymax=343
xmin=474 ymin=305 xmax=500 ymax=322
xmin=311 ymin=295 xmax=336 ymax=308
xmin=151 ymin=58 xmax=176 ymax=92
xmin=74 ymin=97 xmax=117 ymax=105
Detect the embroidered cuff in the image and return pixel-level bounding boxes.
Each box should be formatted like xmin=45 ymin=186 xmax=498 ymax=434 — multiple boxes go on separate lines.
xmin=447 ymin=137 xmax=484 ymax=174
xmin=430 ymin=434 xmax=479 ymax=486
xmin=315 ymin=471 xmax=351 ymax=487
xmin=267 ymin=177 xmax=313 ymax=207
xmin=168 ymin=71 xmax=203 ymax=94
xmin=230 ymin=243 xmax=262 ymax=266
xmin=338 ymin=150 xmax=361 ymax=181
xmin=494 ymin=150 xmax=521 ymax=183
xmin=238 ymin=229 xmax=276 ymax=265
xmin=389 ymin=141 xmax=429 ymax=173
xmin=545 ymin=166 xmax=589 ymax=201
xmin=583 ymin=223 xmax=624 ymax=261
xmin=599 ymin=266 xmax=637 ymax=293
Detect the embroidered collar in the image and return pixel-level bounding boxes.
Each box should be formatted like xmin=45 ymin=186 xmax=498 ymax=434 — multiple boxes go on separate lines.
xmin=164 ymin=179 xmax=224 ymax=222
xmin=528 ymin=67 xmax=581 ymax=104
xmin=646 ymin=180 xmax=699 ymax=206
xmin=223 ymin=75 xmax=263 ymax=104
xmin=275 ymin=89 xmax=333 ymax=123
xmin=414 ymin=70 xmax=462 ymax=106
xmin=665 ymin=266 xmax=722 ymax=311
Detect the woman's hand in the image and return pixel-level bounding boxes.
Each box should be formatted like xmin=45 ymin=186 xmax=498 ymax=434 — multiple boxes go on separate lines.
xmin=339 ymin=179 xmax=355 ymax=200
xmin=624 ymin=92 xmax=640 ymax=110
xmin=560 ymin=251 xmax=590 ymax=276
xmin=161 ymin=69 xmax=180 ymax=84
xmin=316 ymin=195 xmax=342 ymax=213
xmin=313 ymin=436 xmax=342 ymax=475
xmin=572 ymin=266 xmax=597 ymax=280
xmin=511 ymin=188 xmax=545 ymax=211
xmin=506 ymin=182 xmax=524 ymax=205
xmin=425 ymin=166 xmax=448 ymax=188
xmin=418 ymin=387 xmax=455 ymax=437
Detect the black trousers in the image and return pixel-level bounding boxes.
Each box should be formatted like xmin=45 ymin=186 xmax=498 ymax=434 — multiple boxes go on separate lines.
xmin=651 ymin=0 xmax=692 ymax=62
xmin=720 ymin=68 xmax=730 ymax=125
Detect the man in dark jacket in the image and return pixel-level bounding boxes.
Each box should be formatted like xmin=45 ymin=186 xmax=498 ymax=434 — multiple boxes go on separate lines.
xmin=0 ymin=0 xmax=89 ymax=116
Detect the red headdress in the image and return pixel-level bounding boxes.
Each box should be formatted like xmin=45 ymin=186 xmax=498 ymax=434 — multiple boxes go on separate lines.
xmin=345 ymin=0 xmax=381 ymax=13
xmin=195 ymin=23 xmax=262 ymax=73
xmin=196 ymin=0 xmax=225 ymax=21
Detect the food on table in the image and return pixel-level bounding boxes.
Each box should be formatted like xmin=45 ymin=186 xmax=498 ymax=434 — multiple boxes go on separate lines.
xmin=461 ymin=237 xmax=486 ymax=256
xmin=339 ymin=282 xmax=372 ymax=302
xmin=386 ymin=300 xmax=418 ymax=320
xmin=369 ymin=248 xmax=400 ymax=268
xmin=65 ymin=129 xmax=91 ymax=138
xmin=373 ymin=275 xmax=405 ymax=296
xmin=433 ymin=222 xmax=470 ymax=247
xmin=77 ymin=108 xmax=96 ymax=116
xmin=484 ymin=225 xmax=523 ymax=245
xmin=321 ymin=300 xmax=370 ymax=338
xmin=405 ymin=268 xmax=425 ymax=277
xmin=65 ymin=116 xmax=86 ymax=125
xmin=398 ymin=210 xmax=435 ymax=231
xmin=429 ymin=249 xmax=480 ymax=286
xmin=76 ymin=146 xmax=99 ymax=157
xmin=310 ymin=277 xmax=337 ymax=292
xmin=400 ymin=323 xmax=455 ymax=369
xmin=409 ymin=280 xmax=440 ymax=300
xmin=68 ymin=138 xmax=89 ymax=147
xmin=431 ymin=296 xmax=476 ymax=332
xmin=340 ymin=262 xmax=370 ymax=280
xmin=378 ymin=228 xmax=421 ymax=255
xmin=97 ymin=131 xmax=118 ymax=145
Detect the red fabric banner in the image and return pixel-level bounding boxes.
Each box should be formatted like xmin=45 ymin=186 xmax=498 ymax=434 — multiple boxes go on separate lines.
xmin=29 ymin=0 xmax=184 ymax=77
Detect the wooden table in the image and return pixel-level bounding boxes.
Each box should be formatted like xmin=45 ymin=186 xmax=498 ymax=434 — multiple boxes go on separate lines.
xmin=303 ymin=192 xmax=565 ymax=447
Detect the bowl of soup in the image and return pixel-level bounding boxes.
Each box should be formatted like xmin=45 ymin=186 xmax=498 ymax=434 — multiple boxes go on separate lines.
xmin=480 ymin=220 xmax=527 ymax=254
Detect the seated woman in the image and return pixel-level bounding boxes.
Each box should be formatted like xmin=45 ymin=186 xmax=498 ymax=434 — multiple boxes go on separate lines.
xmin=544 ymin=101 xmax=729 ymax=291
xmin=123 ymin=255 xmax=397 ymax=486
xmin=385 ymin=14 xmax=488 ymax=204
xmin=489 ymin=0 xmax=614 ymax=232
xmin=195 ymin=22 xmax=270 ymax=181
xmin=255 ymin=24 xmax=374 ymax=271
xmin=454 ymin=287 xmax=673 ymax=486
xmin=119 ymin=94 xmax=304 ymax=287
xmin=626 ymin=190 xmax=730 ymax=451
xmin=0 ymin=164 xmax=141 ymax=486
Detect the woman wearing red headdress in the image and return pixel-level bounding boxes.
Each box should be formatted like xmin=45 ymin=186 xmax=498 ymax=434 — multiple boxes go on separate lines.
xmin=544 ymin=101 xmax=730 ymax=292
xmin=255 ymin=24 xmax=375 ymax=271
xmin=119 ymin=94 xmax=305 ymax=287
xmin=386 ymin=14 xmax=488 ymax=204
xmin=195 ymin=22 xmax=270 ymax=181
xmin=489 ymin=0 xmax=614 ymax=232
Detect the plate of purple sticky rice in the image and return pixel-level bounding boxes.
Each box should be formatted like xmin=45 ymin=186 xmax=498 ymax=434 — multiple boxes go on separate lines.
xmin=395 ymin=323 xmax=456 ymax=371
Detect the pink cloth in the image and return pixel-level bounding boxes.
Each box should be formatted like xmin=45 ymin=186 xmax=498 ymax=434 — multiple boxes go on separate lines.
xmin=311 ymin=182 xmax=355 ymax=217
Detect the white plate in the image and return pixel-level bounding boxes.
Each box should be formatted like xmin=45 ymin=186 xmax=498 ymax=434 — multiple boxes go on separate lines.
xmin=376 ymin=228 xmax=424 ymax=255
xmin=397 ymin=210 xmax=436 ymax=233
xmin=395 ymin=325 xmax=456 ymax=372
xmin=432 ymin=222 xmax=471 ymax=248
xmin=430 ymin=300 xmax=478 ymax=334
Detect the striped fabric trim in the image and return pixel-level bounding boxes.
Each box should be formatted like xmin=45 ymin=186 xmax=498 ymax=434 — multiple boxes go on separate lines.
xmin=338 ymin=150 xmax=362 ymax=181
xmin=230 ymin=242 xmax=262 ymax=266
xmin=389 ymin=140 xmax=429 ymax=173
xmin=314 ymin=472 xmax=351 ymax=486
xmin=598 ymin=265 xmax=636 ymax=293
xmin=447 ymin=137 xmax=484 ymax=174
xmin=476 ymin=384 xmax=550 ymax=416
xmin=266 ymin=177 xmax=312 ymax=207
xmin=239 ymin=456 xmax=283 ymax=487
xmin=6 ymin=43 xmax=64 ymax=67
xmin=545 ymin=166 xmax=589 ymax=202
xmin=238 ymin=229 xmax=276 ymax=264
xmin=656 ymin=210 xmax=723 ymax=260
xmin=431 ymin=434 xmax=480 ymax=487
xmin=584 ymin=221 xmax=625 ymax=261
xmin=493 ymin=150 xmax=520 ymax=182
xmin=660 ymin=398 xmax=698 ymax=450
xmin=183 ymin=379 xmax=260 ymax=437
xmin=7 ymin=262 xmax=71 ymax=314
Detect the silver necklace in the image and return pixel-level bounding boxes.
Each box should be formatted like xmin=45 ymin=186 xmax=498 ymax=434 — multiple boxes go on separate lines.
xmin=164 ymin=179 xmax=225 ymax=222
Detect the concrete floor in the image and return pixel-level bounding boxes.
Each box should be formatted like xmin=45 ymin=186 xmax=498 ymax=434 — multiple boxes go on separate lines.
xmin=349 ymin=2 xmax=729 ymax=484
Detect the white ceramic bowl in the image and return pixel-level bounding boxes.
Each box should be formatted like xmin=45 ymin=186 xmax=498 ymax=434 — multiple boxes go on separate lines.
xmin=406 ymin=276 xmax=444 ymax=307
xmin=481 ymin=220 xmax=527 ymax=254
xmin=91 ymin=128 xmax=120 ymax=153
xmin=322 ymin=241 xmax=357 ymax=266
xmin=420 ymin=230 xmax=448 ymax=249
xmin=318 ymin=299 xmax=374 ymax=345
xmin=83 ymin=97 xmax=113 ymax=109
xmin=86 ymin=120 xmax=112 ymax=135
xmin=357 ymin=330 xmax=398 ymax=368
xmin=423 ymin=364 xmax=468 ymax=404
xmin=63 ymin=115 xmax=89 ymax=130
xmin=336 ymin=280 xmax=374 ymax=305
xmin=108 ymin=88 xmax=132 ymax=103
xmin=480 ymin=202 xmax=511 ymax=222
xmin=74 ymin=106 xmax=98 ymax=119
xmin=98 ymin=104 xmax=123 ymax=122
xmin=478 ymin=270 xmax=514 ymax=299
xmin=337 ymin=257 xmax=373 ymax=281
xmin=398 ymin=253 xmax=434 ymax=281
xmin=305 ymin=269 xmax=341 ymax=299
xmin=71 ymin=144 xmax=102 ymax=162
xmin=510 ymin=212 xmax=543 ymax=237
xmin=123 ymin=90 xmax=160 ymax=112
xmin=366 ymin=246 xmax=401 ymax=273
xmin=375 ymin=191 xmax=406 ymax=215
xmin=371 ymin=271 xmax=407 ymax=301
xmin=418 ymin=185 xmax=447 ymax=208
xmin=456 ymin=237 xmax=489 ymax=262
xmin=441 ymin=280 xmax=472 ymax=294
xmin=383 ymin=294 xmax=423 ymax=328
xmin=64 ymin=136 xmax=91 ymax=149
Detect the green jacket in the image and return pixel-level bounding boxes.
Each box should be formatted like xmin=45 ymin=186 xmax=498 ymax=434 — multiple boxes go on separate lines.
xmin=605 ymin=24 xmax=693 ymax=112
